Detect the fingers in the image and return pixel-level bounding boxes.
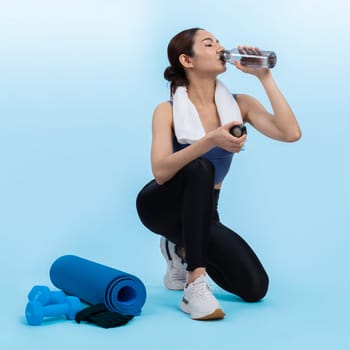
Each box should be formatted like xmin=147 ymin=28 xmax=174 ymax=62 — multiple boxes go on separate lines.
xmin=225 ymin=134 xmax=246 ymax=153
xmin=214 ymin=123 xmax=247 ymax=153
xmin=237 ymin=45 xmax=260 ymax=55
xmin=233 ymin=60 xmax=246 ymax=71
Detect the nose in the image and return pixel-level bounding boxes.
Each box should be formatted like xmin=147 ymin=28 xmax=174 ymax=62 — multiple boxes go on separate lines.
xmin=217 ymin=43 xmax=225 ymax=53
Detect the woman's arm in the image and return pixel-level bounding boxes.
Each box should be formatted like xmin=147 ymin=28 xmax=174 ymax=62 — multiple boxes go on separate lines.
xmin=151 ymin=102 xmax=246 ymax=185
xmin=235 ymin=61 xmax=302 ymax=142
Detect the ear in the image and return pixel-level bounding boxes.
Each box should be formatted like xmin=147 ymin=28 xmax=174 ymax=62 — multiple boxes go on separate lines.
xmin=179 ymin=54 xmax=194 ymax=69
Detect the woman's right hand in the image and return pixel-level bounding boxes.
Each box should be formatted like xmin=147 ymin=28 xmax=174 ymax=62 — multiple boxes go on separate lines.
xmin=208 ymin=121 xmax=247 ymax=153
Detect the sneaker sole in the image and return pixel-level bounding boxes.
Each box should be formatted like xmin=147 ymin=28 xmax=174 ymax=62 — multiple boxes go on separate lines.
xmin=180 ymin=302 xmax=225 ymax=320
xmin=192 ymin=308 xmax=225 ymax=321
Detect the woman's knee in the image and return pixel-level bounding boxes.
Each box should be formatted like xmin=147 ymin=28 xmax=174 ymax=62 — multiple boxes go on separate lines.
xmin=242 ymin=270 xmax=269 ymax=302
xmin=182 ymin=158 xmax=215 ymax=183
xmin=136 ymin=183 xmax=150 ymax=216
xmin=135 ymin=180 xmax=160 ymax=228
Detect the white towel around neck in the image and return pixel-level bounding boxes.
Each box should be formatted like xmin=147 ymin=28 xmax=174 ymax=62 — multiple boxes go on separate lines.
xmin=172 ymin=80 xmax=242 ymax=144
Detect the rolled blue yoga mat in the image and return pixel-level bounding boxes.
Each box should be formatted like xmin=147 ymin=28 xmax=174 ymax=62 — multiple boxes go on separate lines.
xmin=50 ymin=255 xmax=147 ymax=316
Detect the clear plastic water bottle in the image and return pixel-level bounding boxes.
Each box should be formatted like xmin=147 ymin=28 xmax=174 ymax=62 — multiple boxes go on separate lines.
xmin=220 ymin=48 xmax=277 ymax=69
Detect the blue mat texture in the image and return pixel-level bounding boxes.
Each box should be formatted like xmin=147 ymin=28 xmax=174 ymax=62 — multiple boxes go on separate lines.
xmin=50 ymin=255 xmax=147 ymax=316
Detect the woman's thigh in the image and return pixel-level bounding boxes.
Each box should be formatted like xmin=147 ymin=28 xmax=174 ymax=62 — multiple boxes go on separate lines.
xmin=136 ymin=158 xmax=215 ymax=247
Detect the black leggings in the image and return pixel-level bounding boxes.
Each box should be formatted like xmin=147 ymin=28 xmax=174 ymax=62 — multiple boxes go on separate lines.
xmin=136 ymin=158 xmax=269 ymax=302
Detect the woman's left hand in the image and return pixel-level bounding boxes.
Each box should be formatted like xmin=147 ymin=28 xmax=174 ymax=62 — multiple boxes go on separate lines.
xmin=233 ymin=46 xmax=271 ymax=80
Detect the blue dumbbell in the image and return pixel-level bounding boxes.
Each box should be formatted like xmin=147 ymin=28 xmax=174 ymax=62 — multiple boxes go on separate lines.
xmin=28 ymin=285 xmax=66 ymax=306
xmin=25 ymin=296 xmax=81 ymax=325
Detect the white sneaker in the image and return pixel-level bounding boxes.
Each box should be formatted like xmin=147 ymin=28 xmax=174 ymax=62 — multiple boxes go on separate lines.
xmin=180 ymin=275 xmax=225 ymax=320
xmin=160 ymin=237 xmax=187 ymax=290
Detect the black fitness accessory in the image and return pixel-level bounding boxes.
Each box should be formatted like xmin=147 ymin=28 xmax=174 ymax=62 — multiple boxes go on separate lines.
xmin=229 ymin=124 xmax=247 ymax=138
xmin=75 ymin=303 xmax=134 ymax=328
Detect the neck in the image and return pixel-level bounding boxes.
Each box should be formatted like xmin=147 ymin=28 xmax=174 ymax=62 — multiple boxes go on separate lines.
xmin=187 ymin=78 xmax=216 ymax=107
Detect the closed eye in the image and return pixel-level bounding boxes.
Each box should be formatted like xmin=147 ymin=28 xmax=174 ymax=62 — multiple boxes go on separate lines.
xmin=202 ymin=37 xmax=220 ymax=47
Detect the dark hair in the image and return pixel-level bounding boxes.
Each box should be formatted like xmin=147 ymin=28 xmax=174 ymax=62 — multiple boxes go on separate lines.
xmin=164 ymin=27 xmax=204 ymax=95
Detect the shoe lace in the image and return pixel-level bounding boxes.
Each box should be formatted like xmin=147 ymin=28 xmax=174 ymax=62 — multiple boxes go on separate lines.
xmin=193 ymin=278 xmax=213 ymax=299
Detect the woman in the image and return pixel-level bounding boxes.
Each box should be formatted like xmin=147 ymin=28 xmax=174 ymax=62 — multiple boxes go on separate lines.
xmin=136 ymin=28 xmax=301 ymax=321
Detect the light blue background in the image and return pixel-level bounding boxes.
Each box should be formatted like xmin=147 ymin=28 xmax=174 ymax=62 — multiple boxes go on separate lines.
xmin=1 ymin=0 xmax=349 ymax=349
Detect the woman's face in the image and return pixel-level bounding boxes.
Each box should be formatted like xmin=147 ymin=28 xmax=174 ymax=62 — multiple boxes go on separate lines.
xmin=190 ymin=30 xmax=226 ymax=75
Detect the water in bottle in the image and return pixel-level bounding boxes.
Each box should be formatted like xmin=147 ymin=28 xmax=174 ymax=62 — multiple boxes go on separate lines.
xmin=220 ymin=48 xmax=277 ymax=69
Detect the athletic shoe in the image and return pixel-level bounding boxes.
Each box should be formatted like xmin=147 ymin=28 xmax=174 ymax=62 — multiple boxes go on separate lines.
xmin=180 ymin=275 xmax=225 ymax=320
xmin=160 ymin=237 xmax=187 ymax=290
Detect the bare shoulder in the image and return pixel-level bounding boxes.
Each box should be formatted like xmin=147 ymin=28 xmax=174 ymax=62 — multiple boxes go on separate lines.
xmin=236 ymin=93 xmax=256 ymax=104
xmin=236 ymin=93 xmax=257 ymax=108
xmin=235 ymin=94 xmax=264 ymax=121
xmin=153 ymin=101 xmax=173 ymax=125
xmin=154 ymin=101 xmax=172 ymax=114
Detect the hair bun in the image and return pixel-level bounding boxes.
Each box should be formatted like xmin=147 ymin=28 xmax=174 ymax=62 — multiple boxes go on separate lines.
xmin=163 ymin=66 xmax=177 ymax=82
